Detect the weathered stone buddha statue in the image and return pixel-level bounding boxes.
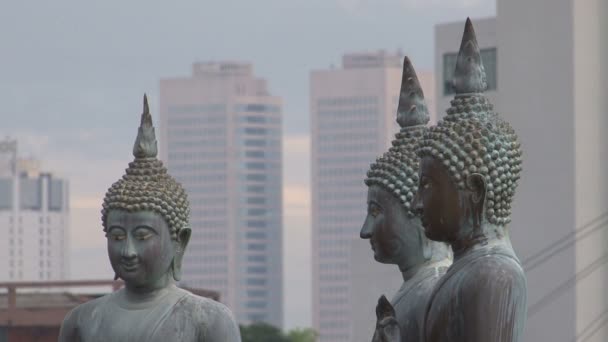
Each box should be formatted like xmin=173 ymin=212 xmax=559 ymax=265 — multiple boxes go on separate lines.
xmin=361 ymin=56 xmax=451 ymax=341
xmin=59 ymin=95 xmax=241 ymax=342
xmin=413 ymin=18 xmax=527 ymax=342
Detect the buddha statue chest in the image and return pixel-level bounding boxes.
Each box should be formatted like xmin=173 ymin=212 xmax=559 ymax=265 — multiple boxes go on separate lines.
xmin=390 ymin=262 xmax=449 ymax=340
xmin=424 ymin=245 xmax=527 ymax=342
xmin=72 ymin=287 xmax=205 ymax=342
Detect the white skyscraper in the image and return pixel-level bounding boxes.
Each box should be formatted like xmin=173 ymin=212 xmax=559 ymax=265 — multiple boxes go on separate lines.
xmin=160 ymin=62 xmax=283 ymax=327
xmin=310 ymin=51 xmax=434 ymax=341
xmin=0 ymin=139 xmax=70 ymax=282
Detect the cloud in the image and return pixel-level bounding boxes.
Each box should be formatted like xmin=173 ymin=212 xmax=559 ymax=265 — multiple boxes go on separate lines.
xmin=71 ymin=196 xmax=103 ymax=210
xmin=335 ymin=0 xmax=364 ymax=13
xmin=401 ymin=0 xmax=484 ymax=8
xmin=282 ymin=185 xmax=312 ymax=330
xmin=282 ymin=134 xmax=312 ymax=329
xmin=284 ymin=185 xmax=310 ymax=211
xmin=1 ymin=131 xmax=50 ymax=159
xmin=69 ymin=245 xmax=113 ymax=281
xmin=283 ymin=134 xmax=310 ymax=187
xmin=70 ymin=207 xmax=104 ymax=248
xmin=334 ymin=0 xmax=486 ymax=14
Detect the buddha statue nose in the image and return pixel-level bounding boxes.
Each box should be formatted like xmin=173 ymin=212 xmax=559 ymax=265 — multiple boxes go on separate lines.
xmin=360 ymin=217 xmax=373 ymax=239
xmin=121 ymin=238 xmax=137 ymax=260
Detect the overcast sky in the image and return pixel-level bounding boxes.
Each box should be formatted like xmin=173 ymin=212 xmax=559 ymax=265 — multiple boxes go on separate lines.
xmin=0 ymin=0 xmax=495 ymax=330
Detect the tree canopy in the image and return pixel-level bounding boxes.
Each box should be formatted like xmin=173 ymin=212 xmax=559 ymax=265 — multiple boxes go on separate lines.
xmin=239 ymin=323 xmax=317 ymax=342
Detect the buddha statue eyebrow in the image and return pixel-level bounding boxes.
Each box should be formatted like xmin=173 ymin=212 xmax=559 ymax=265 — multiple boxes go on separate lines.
xmin=133 ymin=225 xmax=158 ymax=234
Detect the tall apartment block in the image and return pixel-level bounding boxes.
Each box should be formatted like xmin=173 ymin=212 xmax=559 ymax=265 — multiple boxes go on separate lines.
xmin=160 ymin=62 xmax=283 ymax=327
xmin=310 ymin=51 xmax=434 ymax=341
xmin=0 ymin=139 xmax=70 ymax=282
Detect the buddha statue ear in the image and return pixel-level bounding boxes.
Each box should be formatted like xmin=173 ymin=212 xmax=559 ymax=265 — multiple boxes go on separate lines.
xmin=171 ymin=226 xmax=192 ymax=281
xmin=465 ymin=173 xmax=487 ymax=228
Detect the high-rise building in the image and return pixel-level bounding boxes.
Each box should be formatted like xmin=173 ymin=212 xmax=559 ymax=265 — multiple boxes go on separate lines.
xmin=159 ymin=62 xmax=283 ymax=327
xmin=349 ymin=238 xmax=402 ymax=341
xmin=435 ymin=6 xmax=608 ymax=340
xmin=310 ymin=51 xmax=434 ymax=341
xmin=435 ymin=17 xmax=497 ymax=121
xmin=0 ymin=139 xmax=70 ymax=282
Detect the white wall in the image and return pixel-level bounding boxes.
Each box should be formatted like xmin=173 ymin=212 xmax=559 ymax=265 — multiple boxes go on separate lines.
xmin=573 ymin=0 xmax=608 ymax=340
xmin=498 ymin=0 xmax=608 ymax=340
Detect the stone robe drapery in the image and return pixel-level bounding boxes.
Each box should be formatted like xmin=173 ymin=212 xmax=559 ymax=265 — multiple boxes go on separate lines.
xmin=59 ymin=285 xmax=240 ymax=342
xmin=389 ymin=261 xmax=450 ymax=341
xmin=423 ymin=245 xmax=527 ymax=342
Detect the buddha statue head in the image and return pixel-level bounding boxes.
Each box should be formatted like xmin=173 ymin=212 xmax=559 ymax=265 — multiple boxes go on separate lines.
xmin=414 ymin=18 xmax=523 ymax=244
xmin=361 ymin=56 xmax=448 ymax=271
xmin=101 ymin=95 xmax=191 ymax=290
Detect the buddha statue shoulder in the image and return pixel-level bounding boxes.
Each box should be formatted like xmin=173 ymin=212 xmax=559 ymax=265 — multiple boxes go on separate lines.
xmin=413 ymin=18 xmax=527 ymax=342
xmin=361 ymin=56 xmax=452 ymax=341
xmin=59 ymin=95 xmax=241 ymax=342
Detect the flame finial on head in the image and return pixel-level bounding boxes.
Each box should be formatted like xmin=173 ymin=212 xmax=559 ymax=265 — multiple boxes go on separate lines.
xmin=102 ymin=94 xmax=190 ymax=240
xmin=133 ymin=93 xmax=158 ymax=158
xmin=396 ymin=56 xmax=430 ymax=128
xmin=365 ymin=57 xmax=428 ymax=215
xmin=452 ymin=18 xmax=487 ymax=94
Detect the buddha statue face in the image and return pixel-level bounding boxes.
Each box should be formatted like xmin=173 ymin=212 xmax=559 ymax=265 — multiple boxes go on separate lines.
xmin=361 ymin=56 xmax=435 ymax=269
xmin=414 ymin=18 xmax=522 ymax=232
xmin=106 ymin=210 xmax=190 ymax=289
xmin=361 ymin=185 xmax=428 ymax=267
xmin=415 ymin=156 xmax=486 ymax=242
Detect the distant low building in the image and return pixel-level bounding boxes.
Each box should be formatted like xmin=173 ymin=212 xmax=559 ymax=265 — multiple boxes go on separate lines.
xmin=0 ymin=280 xmax=220 ymax=342
xmin=0 ymin=139 xmax=70 ymax=282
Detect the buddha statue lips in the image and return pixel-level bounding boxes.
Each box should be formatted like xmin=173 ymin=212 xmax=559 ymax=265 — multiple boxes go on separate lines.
xmin=361 ymin=56 xmax=451 ymax=341
xmin=59 ymin=95 xmax=242 ymax=342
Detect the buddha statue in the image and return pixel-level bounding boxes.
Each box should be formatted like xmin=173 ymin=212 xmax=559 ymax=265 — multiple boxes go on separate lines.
xmin=59 ymin=95 xmax=241 ymax=342
xmin=413 ymin=18 xmax=527 ymax=342
xmin=361 ymin=56 xmax=451 ymax=341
